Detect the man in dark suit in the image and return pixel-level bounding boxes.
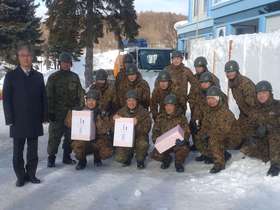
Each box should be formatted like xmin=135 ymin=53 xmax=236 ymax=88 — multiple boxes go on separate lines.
xmin=3 ymin=45 xmax=48 ymax=187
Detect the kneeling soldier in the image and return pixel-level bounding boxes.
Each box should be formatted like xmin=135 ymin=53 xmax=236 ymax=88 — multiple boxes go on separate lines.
xmin=151 ymin=94 xmax=190 ymax=172
xmin=113 ymin=90 xmax=152 ymax=169
xmin=196 ymin=86 xmax=234 ymax=173
xmin=65 ymin=89 xmax=113 ymax=170
xmin=241 ymin=81 xmax=280 ymax=177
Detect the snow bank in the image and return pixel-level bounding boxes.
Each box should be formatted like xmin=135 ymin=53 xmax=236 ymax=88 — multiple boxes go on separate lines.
xmin=186 ymin=30 xmax=280 ymax=116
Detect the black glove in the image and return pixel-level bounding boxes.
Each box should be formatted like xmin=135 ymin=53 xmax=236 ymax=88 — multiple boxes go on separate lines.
xmin=175 ymin=139 xmax=185 ymax=147
xmin=256 ymin=125 xmax=267 ymax=138
xmin=189 ymin=120 xmax=198 ymax=135
xmin=267 ymin=164 xmax=280 ymax=177
xmin=49 ymin=113 xmax=56 ymax=122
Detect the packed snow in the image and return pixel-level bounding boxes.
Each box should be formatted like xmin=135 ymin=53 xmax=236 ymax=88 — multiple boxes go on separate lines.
xmin=0 ymin=103 xmax=280 ymax=210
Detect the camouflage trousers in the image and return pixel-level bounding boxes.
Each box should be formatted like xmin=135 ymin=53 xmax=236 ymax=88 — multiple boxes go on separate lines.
xmin=196 ymin=132 xmax=225 ymax=167
xmin=48 ymin=121 xmax=72 ymax=156
xmin=72 ymin=136 xmax=113 ymax=161
xmin=241 ymin=133 xmax=280 ymax=165
xmin=115 ymin=136 xmax=149 ymax=163
xmin=151 ymin=145 xmax=189 ymax=165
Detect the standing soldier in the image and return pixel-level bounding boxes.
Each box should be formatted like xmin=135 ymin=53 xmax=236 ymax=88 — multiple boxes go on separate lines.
xmin=115 ymin=53 xmax=134 ymax=92
xmin=150 ymin=71 xmax=187 ymax=121
xmin=224 ymin=60 xmax=256 ymax=139
xmin=117 ymin=63 xmax=150 ymax=110
xmin=114 ymin=90 xmax=152 ymax=169
xmin=196 ymin=86 xmax=234 ymax=173
xmin=241 ymin=81 xmax=280 ymax=177
xmin=3 ymin=45 xmax=48 ymax=186
xmin=188 ymin=56 xmax=220 ymax=137
xmin=192 ymin=72 xmax=228 ymax=161
xmin=151 ymin=94 xmax=190 ymax=172
xmin=165 ymin=50 xmax=196 ymax=114
xmin=65 ymin=89 xmax=113 ymax=170
xmin=89 ymin=69 xmax=117 ymax=116
xmin=46 ymin=52 xmax=85 ymax=168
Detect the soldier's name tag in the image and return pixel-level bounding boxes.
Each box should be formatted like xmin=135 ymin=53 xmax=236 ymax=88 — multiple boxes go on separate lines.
xmin=71 ymin=110 xmax=96 ymax=141
xmin=113 ymin=118 xmax=135 ymax=148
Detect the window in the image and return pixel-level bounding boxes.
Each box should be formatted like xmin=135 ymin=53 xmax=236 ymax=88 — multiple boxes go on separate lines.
xmin=193 ymin=0 xmax=208 ymax=20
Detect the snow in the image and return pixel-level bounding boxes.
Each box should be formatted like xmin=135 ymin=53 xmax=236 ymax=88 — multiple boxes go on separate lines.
xmin=0 ymin=105 xmax=280 ymax=210
xmin=174 ymin=20 xmax=189 ymax=30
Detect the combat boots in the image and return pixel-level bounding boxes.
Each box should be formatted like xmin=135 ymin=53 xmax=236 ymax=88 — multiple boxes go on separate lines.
xmin=76 ymin=159 xmax=87 ymax=170
xmin=47 ymin=155 xmax=56 ymax=168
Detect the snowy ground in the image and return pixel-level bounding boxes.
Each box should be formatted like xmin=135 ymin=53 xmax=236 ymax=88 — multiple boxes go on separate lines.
xmin=0 ymin=103 xmax=280 ymax=210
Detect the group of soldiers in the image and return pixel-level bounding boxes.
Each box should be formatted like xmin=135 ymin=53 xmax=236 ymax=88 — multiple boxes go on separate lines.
xmin=46 ymin=50 xmax=280 ymax=176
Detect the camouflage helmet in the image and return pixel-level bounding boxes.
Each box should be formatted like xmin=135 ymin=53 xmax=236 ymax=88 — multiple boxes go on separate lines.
xmin=86 ymin=89 xmax=100 ymax=100
xmin=256 ymin=80 xmax=272 ymax=93
xmin=225 ymin=60 xmax=239 ymax=72
xmin=194 ymin=56 xmax=207 ymax=67
xmin=126 ymin=63 xmax=138 ymax=75
xmin=126 ymin=89 xmax=138 ymax=100
xmin=157 ymin=71 xmax=171 ymax=81
xmin=164 ymin=94 xmax=177 ymax=105
xmin=59 ymin=52 xmax=72 ymax=63
xmin=199 ymin=71 xmax=212 ymax=83
xmin=206 ymin=86 xmax=221 ymax=97
xmin=123 ymin=53 xmax=134 ymax=64
xmin=171 ymin=50 xmax=183 ymax=59
xmin=96 ymin=69 xmax=108 ymax=81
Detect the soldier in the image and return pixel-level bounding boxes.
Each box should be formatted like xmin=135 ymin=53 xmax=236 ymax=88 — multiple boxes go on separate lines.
xmin=113 ymin=90 xmax=152 ymax=169
xmin=151 ymin=94 xmax=190 ymax=172
xmin=46 ymin=52 xmax=85 ymax=167
xmin=89 ymin=69 xmax=117 ymax=116
xmin=224 ymin=60 xmax=256 ymax=139
xmin=65 ymin=89 xmax=113 ymax=170
xmin=188 ymin=56 xmax=220 ymax=137
xmin=115 ymin=53 xmax=134 ymax=92
xmin=192 ymin=72 xmax=229 ymax=161
xmin=150 ymin=71 xmax=187 ymax=121
xmin=165 ymin=50 xmax=196 ymax=114
xmin=117 ymin=63 xmax=150 ymax=110
xmin=196 ymin=86 xmax=234 ymax=173
xmin=241 ymin=81 xmax=280 ymax=176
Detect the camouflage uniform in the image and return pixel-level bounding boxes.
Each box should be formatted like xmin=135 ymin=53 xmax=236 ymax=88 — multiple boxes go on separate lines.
xmin=114 ymin=105 xmax=152 ymax=163
xmin=188 ymin=71 xmax=220 ymax=115
xmin=151 ymin=111 xmax=190 ymax=165
xmin=241 ymin=96 xmax=280 ymax=163
xmin=228 ymin=73 xmax=256 ymax=138
xmin=88 ymin=82 xmax=117 ymax=116
xmin=46 ymin=70 xmax=85 ymax=157
xmin=65 ymin=109 xmax=113 ymax=161
xmin=117 ymin=72 xmax=150 ymax=110
xmin=196 ymin=97 xmax=235 ymax=169
xmin=150 ymin=82 xmax=186 ymax=121
xmin=165 ymin=63 xmax=196 ymax=113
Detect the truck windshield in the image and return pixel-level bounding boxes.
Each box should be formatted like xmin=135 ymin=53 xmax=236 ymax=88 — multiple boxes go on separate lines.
xmin=138 ymin=49 xmax=172 ymax=70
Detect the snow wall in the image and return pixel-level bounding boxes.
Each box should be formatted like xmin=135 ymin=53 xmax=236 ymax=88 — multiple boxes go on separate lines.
xmin=185 ymin=30 xmax=280 ymax=117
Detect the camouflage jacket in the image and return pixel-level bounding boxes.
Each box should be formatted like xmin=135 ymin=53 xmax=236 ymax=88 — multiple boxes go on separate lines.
xmin=46 ymin=70 xmax=85 ymax=121
xmin=152 ymin=110 xmax=190 ymax=144
xmin=150 ymin=81 xmax=187 ymax=120
xmin=228 ymin=73 xmax=256 ymax=117
xmin=117 ymin=72 xmax=150 ymax=110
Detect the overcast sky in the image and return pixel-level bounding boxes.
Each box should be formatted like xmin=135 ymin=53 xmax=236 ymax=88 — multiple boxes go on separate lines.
xmin=35 ymin=0 xmax=188 ymax=18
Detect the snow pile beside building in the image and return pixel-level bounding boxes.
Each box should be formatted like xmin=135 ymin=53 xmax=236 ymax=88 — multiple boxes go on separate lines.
xmin=186 ymin=30 xmax=280 ymax=116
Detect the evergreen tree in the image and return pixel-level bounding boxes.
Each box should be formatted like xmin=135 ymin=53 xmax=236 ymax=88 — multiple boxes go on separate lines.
xmin=44 ymin=0 xmax=83 ymax=66
xmin=0 ymin=0 xmax=42 ymax=65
